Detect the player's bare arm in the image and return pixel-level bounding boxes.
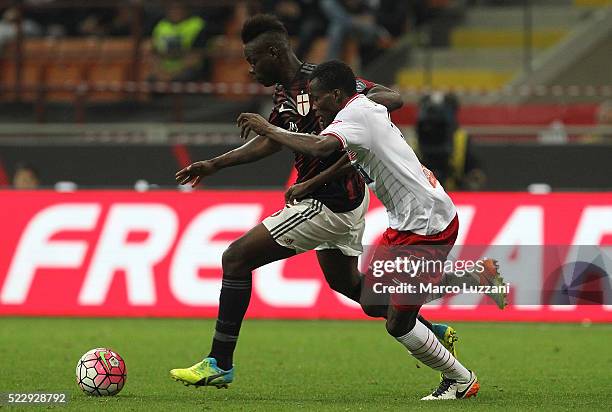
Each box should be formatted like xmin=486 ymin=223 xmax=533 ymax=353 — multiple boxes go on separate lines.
xmin=175 ymin=135 xmax=281 ymax=187
xmin=238 ymin=113 xmax=340 ymax=158
xmin=288 ymin=84 xmax=401 ymax=199
xmin=284 ymin=84 xmax=400 ymax=202
xmin=366 ymin=84 xmax=403 ymax=112
xmin=285 ymin=154 xmax=353 ymax=203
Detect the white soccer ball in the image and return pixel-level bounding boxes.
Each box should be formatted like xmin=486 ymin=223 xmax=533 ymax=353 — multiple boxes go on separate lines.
xmin=76 ymin=348 xmax=127 ymax=396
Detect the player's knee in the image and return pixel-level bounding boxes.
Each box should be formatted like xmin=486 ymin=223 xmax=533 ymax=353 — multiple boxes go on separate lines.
xmin=385 ymin=309 xmax=417 ymax=337
xmin=221 ymin=243 xmax=249 ymax=275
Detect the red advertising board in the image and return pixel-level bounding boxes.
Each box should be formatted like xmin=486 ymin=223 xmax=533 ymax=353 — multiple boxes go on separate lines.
xmin=390 ymin=104 xmax=598 ymax=126
xmin=0 ymin=191 xmax=611 ymax=322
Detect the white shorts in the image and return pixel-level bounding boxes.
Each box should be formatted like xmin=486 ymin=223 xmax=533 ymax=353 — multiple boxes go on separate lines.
xmin=262 ymin=188 xmax=370 ymax=256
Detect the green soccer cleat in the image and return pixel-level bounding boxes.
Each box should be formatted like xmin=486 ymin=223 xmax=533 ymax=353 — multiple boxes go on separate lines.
xmin=431 ymin=324 xmax=459 ymax=381
xmin=432 ymin=323 xmax=458 ymax=359
xmin=170 ymin=357 xmax=234 ymax=388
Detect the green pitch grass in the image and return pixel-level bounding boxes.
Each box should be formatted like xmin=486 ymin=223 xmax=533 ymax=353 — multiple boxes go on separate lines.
xmin=1 ymin=318 xmax=611 ymax=411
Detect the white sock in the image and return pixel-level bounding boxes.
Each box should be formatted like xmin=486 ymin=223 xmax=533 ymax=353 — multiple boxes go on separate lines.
xmin=396 ymin=319 xmax=471 ymax=382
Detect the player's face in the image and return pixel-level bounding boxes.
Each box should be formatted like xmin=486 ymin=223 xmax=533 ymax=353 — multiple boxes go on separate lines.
xmin=244 ymin=42 xmax=279 ymax=87
xmin=310 ymin=79 xmax=342 ymax=127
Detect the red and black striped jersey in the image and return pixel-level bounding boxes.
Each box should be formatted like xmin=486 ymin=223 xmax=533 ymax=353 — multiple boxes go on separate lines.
xmin=268 ymin=62 xmax=376 ymax=213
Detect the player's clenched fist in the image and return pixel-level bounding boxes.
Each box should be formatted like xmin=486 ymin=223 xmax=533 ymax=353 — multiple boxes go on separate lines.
xmin=237 ymin=113 xmax=274 ymax=140
xmin=175 ymin=160 xmax=218 ymax=187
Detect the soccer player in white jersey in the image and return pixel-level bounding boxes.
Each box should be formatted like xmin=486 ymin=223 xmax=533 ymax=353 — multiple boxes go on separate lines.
xmin=238 ymin=60 xmax=480 ymax=400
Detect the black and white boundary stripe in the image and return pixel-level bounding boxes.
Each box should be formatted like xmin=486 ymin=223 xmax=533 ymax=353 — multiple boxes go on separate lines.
xmin=410 ymin=332 xmax=456 ymax=373
xmin=269 ymin=200 xmax=323 ymax=240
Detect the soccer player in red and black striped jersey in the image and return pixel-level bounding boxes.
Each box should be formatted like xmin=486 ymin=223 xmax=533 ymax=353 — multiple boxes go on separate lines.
xmin=267 ymin=62 xmax=375 ymax=213
xmin=170 ymin=14 xmax=457 ymax=389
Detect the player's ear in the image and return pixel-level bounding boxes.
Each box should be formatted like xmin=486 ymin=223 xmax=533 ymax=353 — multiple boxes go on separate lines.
xmin=333 ymin=89 xmax=342 ymax=104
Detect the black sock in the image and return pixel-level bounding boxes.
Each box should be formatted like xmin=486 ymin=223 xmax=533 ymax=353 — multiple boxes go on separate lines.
xmin=209 ymin=335 xmax=236 ymax=371
xmin=208 ymin=276 xmax=252 ymax=370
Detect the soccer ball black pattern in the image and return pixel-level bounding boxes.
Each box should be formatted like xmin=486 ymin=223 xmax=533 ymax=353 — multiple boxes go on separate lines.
xmin=76 ymin=348 xmax=127 ymax=396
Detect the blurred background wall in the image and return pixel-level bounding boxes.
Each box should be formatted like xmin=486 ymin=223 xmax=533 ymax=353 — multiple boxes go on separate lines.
xmin=0 ymin=0 xmax=609 ymax=193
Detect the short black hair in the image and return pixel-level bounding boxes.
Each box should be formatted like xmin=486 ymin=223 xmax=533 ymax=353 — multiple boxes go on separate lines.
xmin=241 ymin=14 xmax=289 ymax=44
xmin=309 ymin=60 xmax=357 ymax=96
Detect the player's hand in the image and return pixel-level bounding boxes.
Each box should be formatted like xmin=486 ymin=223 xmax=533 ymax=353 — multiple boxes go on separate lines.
xmin=285 ymin=181 xmax=315 ymax=204
xmin=175 ymin=160 xmax=218 ymax=187
xmin=237 ymin=113 xmax=273 ymax=140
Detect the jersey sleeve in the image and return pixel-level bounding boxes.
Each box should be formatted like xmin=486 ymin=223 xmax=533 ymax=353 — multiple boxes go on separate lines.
xmin=321 ymin=112 xmax=370 ymax=150
xmin=356 ymin=77 xmax=376 ymax=94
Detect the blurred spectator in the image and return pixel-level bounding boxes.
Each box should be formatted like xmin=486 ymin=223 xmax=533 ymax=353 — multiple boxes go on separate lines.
xmin=580 ymin=100 xmax=612 ymax=142
xmin=78 ymin=6 xmax=132 ymax=37
xmin=106 ymin=6 xmax=134 ymax=36
xmin=24 ymin=0 xmax=77 ymax=37
xmin=597 ymin=100 xmax=612 ymax=125
xmin=538 ymin=120 xmax=568 ymax=144
xmin=9 ymin=2 xmax=112 ymax=38
xmin=411 ymin=0 xmax=438 ymax=28
xmin=200 ymin=6 xmax=236 ymax=37
xmin=375 ymin=0 xmax=410 ymax=37
xmin=320 ymin=0 xmax=391 ymax=65
xmin=258 ymin=0 xmax=303 ymax=36
xmin=13 ymin=163 xmax=40 ymax=189
xmin=76 ymin=7 xmax=114 ymax=37
xmin=415 ymin=92 xmax=486 ymax=191
xmin=0 ymin=6 xmax=42 ymax=49
xmin=294 ymin=0 xmax=327 ymax=59
xmin=360 ymin=0 xmax=411 ymax=67
xmin=255 ymin=0 xmax=325 ymax=59
xmin=149 ymin=1 xmax=210 ymax=83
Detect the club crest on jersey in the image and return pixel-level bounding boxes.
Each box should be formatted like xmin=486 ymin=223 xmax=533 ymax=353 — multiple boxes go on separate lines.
xmin=296 ymin=92 xmax=310 ymax=116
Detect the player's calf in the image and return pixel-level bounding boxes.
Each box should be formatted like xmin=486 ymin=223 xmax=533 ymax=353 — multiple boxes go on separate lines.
xmin=360 ymin=304 xmax=388 ymax=318
xmin=385 ymin=307 xmax=418 ymax=337
xmin=389 ymin=310 xmax=477 ymax=400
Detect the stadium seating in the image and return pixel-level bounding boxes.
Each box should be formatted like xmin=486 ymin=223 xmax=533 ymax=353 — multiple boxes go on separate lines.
xmin=396 ymin=1 xmax=592 ymax=90
xmin=0 ymin=37 xmax=145 ymax=102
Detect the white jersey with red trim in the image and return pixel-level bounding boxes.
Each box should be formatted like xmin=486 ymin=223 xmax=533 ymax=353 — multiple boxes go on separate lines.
xmin=321 ymin=94 xmax=456 ymax=235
